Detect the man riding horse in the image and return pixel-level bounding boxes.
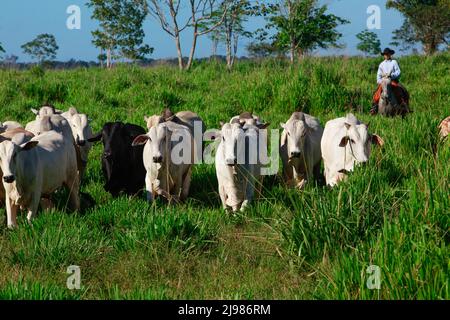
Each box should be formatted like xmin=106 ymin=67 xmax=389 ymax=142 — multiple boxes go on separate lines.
xmin=370 ymin=48 xmax=410 ymax=116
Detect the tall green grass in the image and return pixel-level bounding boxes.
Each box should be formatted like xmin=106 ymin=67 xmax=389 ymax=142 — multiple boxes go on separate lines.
xmin=0 ymin=54 xmax=448 ymax=299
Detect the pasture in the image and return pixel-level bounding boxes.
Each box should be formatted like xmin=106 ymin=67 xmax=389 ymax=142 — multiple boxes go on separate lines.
xmin=0 ymin=54 xmax=448 ymax=299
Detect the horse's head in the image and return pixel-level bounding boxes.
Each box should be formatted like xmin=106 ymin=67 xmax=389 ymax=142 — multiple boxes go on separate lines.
xmin=380 ymin=76 xmax=392 ymax=100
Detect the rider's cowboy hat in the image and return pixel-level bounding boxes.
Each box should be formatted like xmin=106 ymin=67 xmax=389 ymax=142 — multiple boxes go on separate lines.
xmin=381 ymin=48 xmax=395 ymax=56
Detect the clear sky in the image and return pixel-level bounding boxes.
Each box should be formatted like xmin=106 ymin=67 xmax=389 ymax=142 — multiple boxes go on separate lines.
xmin=0 ymin=0 xmax=405 ymax=62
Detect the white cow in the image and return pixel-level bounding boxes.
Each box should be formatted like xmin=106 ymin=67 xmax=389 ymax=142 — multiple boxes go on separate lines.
xmin=215 ymin=119 xmax=269 ymax=212
xmin=61 ymin=107 xmax=93 ymax=178
xmin=321 ymin=113 xmax=384 ymax=187
xmin=280 ymin=112 xmax=323 ymax=189
xmin=132 ymin=121 xmax=194 ymax=203
xmin=0 ymin=128 xmax=35 ymax=205
xmin=0 ymin=131 xmax=80 ymax=228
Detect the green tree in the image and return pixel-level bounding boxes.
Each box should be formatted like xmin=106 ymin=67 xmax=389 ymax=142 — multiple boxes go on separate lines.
xmin=148 ymin=0 xmax=229 ymax=70
xmin=203 ymin=0 xmax=256 ymax=69
xmin=246 ymin=41 xmax=280 ymax=58
xmin=88 ymin=0 xmax=153 ymax=68
xmin=267 ymin=0 xmax=349 ymax=63
xmin=356 ymin=30 xmax=381 ymax=56
xmin=0 ymin=42 xmax=4 ymax=55
xmin=387 ymin=0 xmax=450 ymax=55
xmin=21 ymin=34 xmax=59 ymax=63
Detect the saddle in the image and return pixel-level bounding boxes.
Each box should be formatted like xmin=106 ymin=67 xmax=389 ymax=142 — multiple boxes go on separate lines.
xmin=373 ymin=81 xmax=410 ymax=107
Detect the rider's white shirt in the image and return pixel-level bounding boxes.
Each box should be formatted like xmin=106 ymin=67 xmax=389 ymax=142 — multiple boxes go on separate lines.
xmin=377 ymin=59 xmax=401 ymax=84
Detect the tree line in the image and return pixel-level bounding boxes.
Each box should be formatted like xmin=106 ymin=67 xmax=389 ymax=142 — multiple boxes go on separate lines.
xmin=1 ymin=0 xmax=448 ymax=69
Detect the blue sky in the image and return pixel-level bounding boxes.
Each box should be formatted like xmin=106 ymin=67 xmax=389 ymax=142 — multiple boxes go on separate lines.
xmin=0 ymin=0 xmax=405 ymax=62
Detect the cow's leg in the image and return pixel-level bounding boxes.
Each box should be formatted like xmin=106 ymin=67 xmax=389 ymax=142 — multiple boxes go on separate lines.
xmin=66 ymin=174 xmax=80 ymax=211
xmin=218 ymin=184 xmax=227 ymax=211
xmin=283 ymin=161 xmax=294 ymax=187
xmin=5 ymin=197 xmax=18 ymax=229
xmin=324 ymin=165 xmax=332 ymax=186
xmin=293 ymin=166 xmax=307 ymax=189
xmin=26 ymin=192 xmax=40 ymax=224
xmin=313 ymin=162 xmax=321 ymax=182
xmin=145 ymin=173 xmax=154 ymax=203
xmin=180 ymin=167 xmax=192 ymax=201
xmin=40 ymin=197 xmax=54 ymax=211
xmin=171 ymin=174 xmax=184 ymax=204
xmin=244 ymin=173 xmax=257 ymax=206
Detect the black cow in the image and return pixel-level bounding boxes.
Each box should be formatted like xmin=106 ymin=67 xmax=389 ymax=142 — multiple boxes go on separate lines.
xmin=88 ymin=122 xmax=146 ymax=197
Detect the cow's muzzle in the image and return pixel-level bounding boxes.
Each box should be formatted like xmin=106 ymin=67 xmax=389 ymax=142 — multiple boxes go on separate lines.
xmin=226 ymin=158 xmax=237 ymax=166
xmin=3 ymin=175 xmax=15 ymax=183
xmin=103 ymin=151 xmax=112 ymax=159
xmin=290 ymin=151 xmax=301 ymax=159
xmin=77 ymin=138 xmax=86 ymax=146
xmin=153 ymin=156 xmax=163 ymax=163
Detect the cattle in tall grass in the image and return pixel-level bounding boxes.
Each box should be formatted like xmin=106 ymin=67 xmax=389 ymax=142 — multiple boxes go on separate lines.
xmin=215 ymin=119 xmax=269 ymax=212
xmin=89 ymin=122 xmax=146 ymax=197
xmin=0 ymin=131 xmax=80 ymax=228
xmin=280 ymin=112 xmax=323 ymax=189
xmin=321 ymin=114 xmax=384 ymax=187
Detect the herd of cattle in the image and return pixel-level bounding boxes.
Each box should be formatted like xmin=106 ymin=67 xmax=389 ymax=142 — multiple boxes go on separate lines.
xmin=0 ymin=105 xmax=448 ymax=228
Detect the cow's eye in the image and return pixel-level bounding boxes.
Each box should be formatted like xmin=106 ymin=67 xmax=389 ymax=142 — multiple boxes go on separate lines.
xmin=350 ymin=139 xmax=355 ymax=144
xmin=222 ymin=136 xmax=225 ymax=142
xmin=287 ymin=132 xmax=290 ymax=136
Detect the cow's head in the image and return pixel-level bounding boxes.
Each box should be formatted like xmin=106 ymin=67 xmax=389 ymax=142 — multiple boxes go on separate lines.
xmin=0 ymin=134 xmax=38 ymax=184
xmin=281 ymin=113 xmax=309 ymax=160
xmin=31 ymin=105 xmax=61 ymax=119
xmin=132 ymin=123 xmax=172 ymax=164
xmin=144 ymin=115 xmax=165 ymax=130
xmin=65 ymin=108 xmax=91 ymax=146
xmin=339 ymin=115 xmax=384 ymax=165
xmin=218 ymin=121 xmax=246 ymax=167
xmin=34 ymin=115 xmax=70 ymax=137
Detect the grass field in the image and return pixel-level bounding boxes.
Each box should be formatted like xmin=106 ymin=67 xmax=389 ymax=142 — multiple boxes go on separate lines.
xmin=0 ymin=54 xmax=448 ymax=299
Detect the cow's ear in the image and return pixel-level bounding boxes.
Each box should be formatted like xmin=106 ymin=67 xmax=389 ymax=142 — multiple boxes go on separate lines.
xmin=66 ymin=107 xmax=77 ymax=116
xmin=204 ymin=130 xmax=220 ymax=141
xmin=280 ymin=122 xmax=286 ymax=129
xmin=339 ymin=136 xmax=349 ymax=147
xmin=132 ymin=134 xmax=150 ymax=146
xmin=258 ymin=122 xmax=270 ymax=130
xmin=31 ymin=108 xmax=39 ymax=115
xmin=371 ymin=134 xmax=384 ymax=147
xmin=219 ymin=121 xmax=225 ymax=128
xmin=20 ymin=140 xmax=39 ymax=151
xmin=88 ymin=131 xmax=102 ymax=143
xmin=144 ymin=115 xmax=149 ymax=122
